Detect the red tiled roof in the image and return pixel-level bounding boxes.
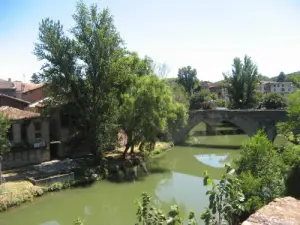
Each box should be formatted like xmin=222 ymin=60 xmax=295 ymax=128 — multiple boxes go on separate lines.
xmin=14 ymin=81 xmax=45 ymax=93
xmin=0 ymin=106 xmax=40 ymax=120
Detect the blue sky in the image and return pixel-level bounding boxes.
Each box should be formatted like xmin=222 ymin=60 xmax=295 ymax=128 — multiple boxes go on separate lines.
xmin=1 ymin=0 xmax=300 ymax=82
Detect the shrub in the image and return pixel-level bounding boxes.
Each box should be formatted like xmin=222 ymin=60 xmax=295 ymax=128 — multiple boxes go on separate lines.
xmin=190 ymin=90 xmax=211 ymax=110
xmin=262 ymin=92 xmax=287 ymax=109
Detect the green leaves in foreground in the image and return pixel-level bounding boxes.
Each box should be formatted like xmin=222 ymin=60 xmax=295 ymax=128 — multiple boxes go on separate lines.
xmin=135 ymin=192 xmax=197 ymax=225
xmin=201 ymin=165 xmax=245 ymax=225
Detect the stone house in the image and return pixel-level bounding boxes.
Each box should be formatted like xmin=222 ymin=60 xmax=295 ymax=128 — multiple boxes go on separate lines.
xmin=21 ymin=83 xmax=47 ymax=103
xmin=0 ymin=94 xmax=30 ymax=110
xmin=0 ymin=78 xmax=16 ymax=97
xmin=0 ymin=106 xmax=50 ymax=168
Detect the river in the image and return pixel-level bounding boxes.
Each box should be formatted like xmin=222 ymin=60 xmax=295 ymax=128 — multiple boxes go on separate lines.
xmin=0 ymin=122 xmax=248 ymax=225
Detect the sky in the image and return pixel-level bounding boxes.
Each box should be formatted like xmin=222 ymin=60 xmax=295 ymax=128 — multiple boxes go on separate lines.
xmin=1 ymin=0 xmax=300 ymax=82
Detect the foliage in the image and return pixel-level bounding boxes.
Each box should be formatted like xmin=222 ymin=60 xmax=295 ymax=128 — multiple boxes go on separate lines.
xmin=233 ymin=131 xmax=285 ymax=216
xmin=164 ymin=78 xmax=190 ymax=109
xmin=177 ymin=66 xmax=200 ymax=96
xmin=262 ymin=92 xmax=287 ymax=109
xmin=34 ymin=2 xmax=130 ymax=163
xmin=215 ymin=99 xmax=226 ymax=107
xmin=257 ymin=74 xmax=271 ymax=81
xmin=134 ymin=192 xmax=197 ymax=225
xmin=201 ymin=165 xmax=245 ymax=225
xmin=0 ymin=115 xmax=10 ymax=155
xmin=189 ymin=89 xmax=211 ymax=110
xmin=277 ymin=90 xmax=300 ymax=142
xmin=277 ymin=72 xmax=286 ymax=82
xmin=30 ymin=72 xmax=43 ymax=84
xmin=119 ymin=75 xmax=188 ymax=155
xmin=223 ymin=55 xmax=259 ymax=109
xmin=210 ymin=93 xmax=218 ymax=101
xmin=279 ymin=144 xmax=300 ymax=198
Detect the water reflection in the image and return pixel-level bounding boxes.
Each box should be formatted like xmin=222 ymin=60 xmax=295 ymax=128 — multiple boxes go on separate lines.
xmin=155 ymin=172 xmax=217 ymax=217
xmin=40 ymin=221 xmax=60 ymax=225
xmin=194 ymin=154 xmax=229 ymax=168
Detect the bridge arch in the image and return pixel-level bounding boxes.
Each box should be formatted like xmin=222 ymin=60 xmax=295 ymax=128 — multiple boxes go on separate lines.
xmin=172 ymin=110 xmax=286 ymax=144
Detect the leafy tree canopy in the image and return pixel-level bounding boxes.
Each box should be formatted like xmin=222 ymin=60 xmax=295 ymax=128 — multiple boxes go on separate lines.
xmin=277 ymin=71 xmax=286 ymax=82
xmin=177 ymin=66 xmax=200 ymax=95
xmin=119 ymin=75 xmax=188 ymax=155
xmin=223 ymin=55 xmax=259 ymax=109
xmin=262 ymin=92 xmax=287 ymax=109
xmin=34 ymin=1 xmax=130 ymax=162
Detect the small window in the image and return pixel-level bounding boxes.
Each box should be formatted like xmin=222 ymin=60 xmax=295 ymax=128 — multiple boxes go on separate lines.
xmin=33 ymin=121 xmax=42 ymax=141
xmin=34 ymin=122 xmax=41 ymax=131
xmin=7 ymin=125 xmax=13 ymax=142
xmin=282 ymin=84 xmax=284 ymax=87
xmin=35 ymin=133 xmax=42 ymax=139
xmin=281 ymin=88 xmax=285 ymax=92
xmin=274 ymin=85 xmax=276 ymax=87
xmin=277 ymin=84 xmax=280 ymax=87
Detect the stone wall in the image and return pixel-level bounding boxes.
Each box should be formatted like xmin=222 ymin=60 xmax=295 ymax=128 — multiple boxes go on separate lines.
xmin=242 ymin=197 xmax=300 ymax=225
xmin=2 ymin=149 xmax=50 ymax=169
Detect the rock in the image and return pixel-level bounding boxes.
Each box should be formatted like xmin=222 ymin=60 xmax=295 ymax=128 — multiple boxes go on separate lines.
xmin=242 ymin=197 xmax=300 ymax=225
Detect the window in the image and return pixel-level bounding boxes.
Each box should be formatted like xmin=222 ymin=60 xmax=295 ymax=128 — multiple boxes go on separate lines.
xmin=277 ymin=84 xmax=280 ymax=87
xmin=7 ymin=125 xmax=13 ymax=142
xmin=282 ymin=84 xmax=284 ymax=87
xmin=281 ymin=88 xmax=285 ymax=92
xmin=34 ymin=122 xmax=42 ymax=141
xmin=288 ymin=88 xmax=291 ymax=92
xmin=21 ymin=123 xmax=27 ymax=142
xmin=274 ymin=85 xmax=276 ymax=87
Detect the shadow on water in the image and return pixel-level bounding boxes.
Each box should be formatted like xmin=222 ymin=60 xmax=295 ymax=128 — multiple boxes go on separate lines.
xmin=180 ymin=143 xmax=241 ymax=150
xmin=192 ymin=129 xmax=245 ymax=136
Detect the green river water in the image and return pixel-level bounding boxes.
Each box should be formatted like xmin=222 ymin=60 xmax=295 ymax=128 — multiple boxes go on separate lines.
xmin=0 ymin=122 xmax=250 ymax=225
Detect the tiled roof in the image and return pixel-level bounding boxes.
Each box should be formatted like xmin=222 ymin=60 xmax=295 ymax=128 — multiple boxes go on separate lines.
xmin=0 ymin=106 xmax=40 ymax=120
xmin=0 ymin=79 xmax=15 ymax=89
xmin=23 ymin=83 xmax=45 ymax=93
xmin=0 ymin=94 xmax=30 ymax=104
xmin=14 ymin=81 xmax=45 ymax=93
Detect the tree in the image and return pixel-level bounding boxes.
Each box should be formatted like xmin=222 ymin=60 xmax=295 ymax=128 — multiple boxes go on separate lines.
xmin=223 ymin=55 xmax=259 ymax=109
xmin=0 ymin=115 xmax=10 ymax=155
xmin=119 ymin=75 xmax=187 ymax=155
xmin=189 ymin=89 xmax=211 ymax=110
xmin=177 ymin=66 xmax=199 ymax=95
xmin=277 ymin=72 xmax=286 ymax=82
xmin=30 ymin=73 xmax=42 ymax=84
xmin=262 ymin=92 xmax=287 ymax=109
xmin=164 ymin=78 xmax=189 ymax=108
xmin=152 ymin=62 xmax=170 ymax=79
xmin=34 ymin=2 xmax=129 ymax=163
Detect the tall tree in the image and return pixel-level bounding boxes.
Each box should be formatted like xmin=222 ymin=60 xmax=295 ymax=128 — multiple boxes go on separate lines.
xmin=277 ymin=71 xmax=286 ymax=82
xmin=177 ymin=66 xmax=199 ymax=95
xmin=223 ymin=55 xmax=258 ymax=109
xmin=30 ymin=73 xmax=42 ymax=84
xmin=34 ymin=2 xmax=129 ymax=163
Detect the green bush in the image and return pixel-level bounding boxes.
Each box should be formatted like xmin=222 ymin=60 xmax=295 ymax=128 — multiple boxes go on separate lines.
xmin=262 ymin=92 xmax=287 ymax=109
xmin=189 ymin=90 xmax=211 ymax=110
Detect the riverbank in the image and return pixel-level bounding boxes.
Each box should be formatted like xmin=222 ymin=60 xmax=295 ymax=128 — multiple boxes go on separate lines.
xmin=0 ymin=142 xmax=173 ymax=213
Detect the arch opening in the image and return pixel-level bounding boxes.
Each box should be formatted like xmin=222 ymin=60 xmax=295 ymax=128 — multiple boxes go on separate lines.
xmin=184 ymin=120 xmax=248 ymax=149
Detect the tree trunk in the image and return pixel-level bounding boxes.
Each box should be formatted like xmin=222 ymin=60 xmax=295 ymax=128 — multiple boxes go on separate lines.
xmin=123 ymin=145 xmax=130 ymax=157
xmin=130 ymin=145 xmax=134 ymax=154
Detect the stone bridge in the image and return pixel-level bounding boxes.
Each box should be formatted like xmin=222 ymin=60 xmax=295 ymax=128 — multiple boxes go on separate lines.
xmin=173 ymin=109 xmax=288 ymax=144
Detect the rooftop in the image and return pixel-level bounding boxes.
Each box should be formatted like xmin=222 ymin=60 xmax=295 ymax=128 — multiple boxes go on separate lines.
xmin=0 ymin=79 xmax=15 ymax=90
xmin=0 ymin=94 xmax=30 ymax=104
xmin=0 ymin=106 xmax=40 ymax=120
